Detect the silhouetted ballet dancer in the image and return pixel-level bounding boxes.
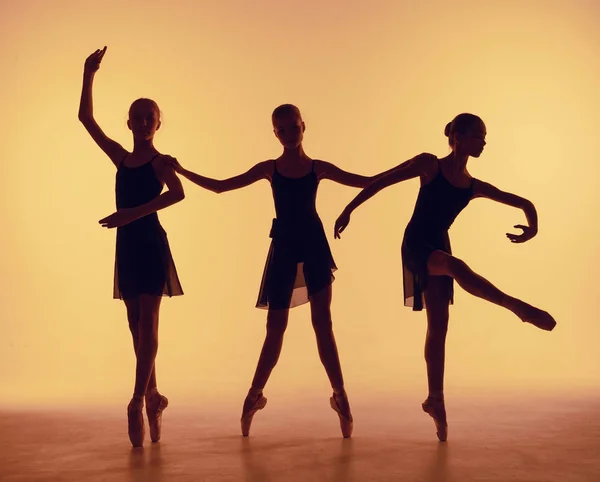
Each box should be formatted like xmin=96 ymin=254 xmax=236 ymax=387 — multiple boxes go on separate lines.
xmin=167 ymin=104 xmax=377 ymax=438
xmin=78 ymin=47 xmax=185 ymax=448
xmin=334 ymin=113 xmax=557 ymax=442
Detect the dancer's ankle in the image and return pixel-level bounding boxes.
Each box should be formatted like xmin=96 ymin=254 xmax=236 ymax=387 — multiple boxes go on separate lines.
xmin=333 ymin=386 xmax=347 ymax=397
xmin=130 ymin=394 xmax=144 ymax=409
xmin=145 ymin=387 xmax=158 ymax=400
xmin=428 ymin=390 xmax=444 ymax=402
xmin=248 ymin=386 xmax=263 ymax=399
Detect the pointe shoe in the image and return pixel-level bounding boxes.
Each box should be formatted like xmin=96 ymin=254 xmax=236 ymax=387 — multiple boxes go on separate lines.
xmin=127 ymin=399 xmax=145 ymax=448
xmin=518 ymin=303 xmax=557 ymax=331
xmin=145 ymin=392 xmax=169 ymax=443
xmin=422 ymin=398 xmax=447 ymax=442
xmin=330 ymin=392 xmax=353 ymax=438
xmin=241 ymin=393 xmax=267 ymax=436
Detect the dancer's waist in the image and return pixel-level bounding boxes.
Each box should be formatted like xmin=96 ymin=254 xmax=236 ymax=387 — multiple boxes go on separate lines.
xmin=269 ymin=216 xmax=323 ymax=239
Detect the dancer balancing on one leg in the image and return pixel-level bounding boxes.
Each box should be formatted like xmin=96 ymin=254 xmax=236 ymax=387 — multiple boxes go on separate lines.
xmin=333 ymin=113 xmax=557 ymax=442
xmin=78 ymin=47 xmax=185 ymax=447
xmin=166 ymin=104 xmax=379 ymax=438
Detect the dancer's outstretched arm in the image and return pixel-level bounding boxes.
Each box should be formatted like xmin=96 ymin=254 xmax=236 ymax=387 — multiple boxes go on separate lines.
xmin=317 ymin=161 xmax=374 ymax=188
xmin=318 ymin=159 xmax=416 ymax=188
xmin=166 ymin=158 xmax=271 ymax=194
xmin=472 ymin=181 xmax=538 ymax=243
xmin=334 ymin=152 xmax=436 ymax=238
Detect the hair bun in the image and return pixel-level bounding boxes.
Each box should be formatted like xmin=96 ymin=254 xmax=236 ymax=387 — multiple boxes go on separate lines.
xmin=444 ymin=122 xmax=452 ymax=137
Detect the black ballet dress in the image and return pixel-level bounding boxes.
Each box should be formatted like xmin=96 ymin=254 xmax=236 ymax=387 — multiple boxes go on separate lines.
xmin=256 ymin=160 xmax=337 ymax=310
xmin=113 ymin=154 xmax=184 ymax=300
xmin=401 ymin=159 xmax=476 ymax=311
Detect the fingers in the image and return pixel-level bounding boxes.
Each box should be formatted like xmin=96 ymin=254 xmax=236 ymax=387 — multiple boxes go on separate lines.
xmin=99 ymin=210 xmax=127 ymax=228
xmin=507 ymin=222 xmax=533 ymax=243
xmin=87 ymin=46 xmax=107 ymax=63
xmin=160 ymin=155 xmax=176 ymax=169
xmin=89 ymin=49 xmax=102 ymax=58
xmin=97 ymin=46 xmax=107 ymax=62
xmin=99 ymin=213 xmax=115 ymax=228
xmin=163 ymin=157 xmax=180 ymax=173
xmin=506 ymin=233 xmax=528 ymax=243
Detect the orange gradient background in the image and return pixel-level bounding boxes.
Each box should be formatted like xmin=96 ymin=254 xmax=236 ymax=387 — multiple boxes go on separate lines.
xmin=1 ymin=0 xmax=599 ymax=408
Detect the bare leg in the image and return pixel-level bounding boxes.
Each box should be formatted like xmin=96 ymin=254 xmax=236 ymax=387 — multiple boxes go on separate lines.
xmin=309 ymin=284 xmax=345 ymax=393
xmin=249 ymin=308 xmax=289 ymax=391
xmin=241 ymin=308 xmax=288 ymax=436
xmin=310 ymin=285 xmax=352 ymax=437
xmin=126 ymin=294 xmax=162 ymax=447
xmin=423 ymin=276 xmax=450 ymax=400
xmin=133 ymin=294 xmax=161 ymax=398
xmin=427 ymin=251 xmax=556 ymax=331
xmin=124 ymin=299 xmax=157 ymax=395
xmin=422 ymin=276 xmax=450 ymax=441
xmin=124 ymin=297 xmax=168 ymax=443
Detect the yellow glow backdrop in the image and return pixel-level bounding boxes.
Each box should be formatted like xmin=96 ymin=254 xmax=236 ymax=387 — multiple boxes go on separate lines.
xmin=1 ymin=0 xmax=599 ymax=406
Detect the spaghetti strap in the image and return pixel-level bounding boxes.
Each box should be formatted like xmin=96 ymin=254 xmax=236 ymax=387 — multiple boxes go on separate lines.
xmin=121 ymin=153 xmax=161 ymax=169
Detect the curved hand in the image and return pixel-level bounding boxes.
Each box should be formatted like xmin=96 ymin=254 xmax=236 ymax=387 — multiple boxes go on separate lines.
xmin=84 ymin=46 xmax=107 ymax=75
xmin=99 ymin=208 xmax=138 ymax=229
xmin=506 ymin=224 xmax=537 ymax=243
xmin=162 ymin=155 xmax=184 ymax=174
xmin=334 ymin=210 xmax=351 ymax=239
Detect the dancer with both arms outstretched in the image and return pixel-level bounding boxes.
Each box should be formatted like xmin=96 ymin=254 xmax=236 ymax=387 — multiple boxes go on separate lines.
xmin=334 ymin=113 xmax=557 ymax=442
xmin=167 ymin=104 xmax=383 ymax=438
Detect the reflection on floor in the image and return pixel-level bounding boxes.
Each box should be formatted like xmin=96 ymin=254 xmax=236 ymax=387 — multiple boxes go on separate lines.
xmin=1 ymin=391 xmax=598 ymax=481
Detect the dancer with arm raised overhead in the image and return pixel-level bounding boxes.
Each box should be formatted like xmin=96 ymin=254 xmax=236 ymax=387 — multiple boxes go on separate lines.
xmin=78 ymin=47 xmax=185 ymax=448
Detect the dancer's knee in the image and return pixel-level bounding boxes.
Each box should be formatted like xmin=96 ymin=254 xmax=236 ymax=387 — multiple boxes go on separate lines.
xmin=426 ymin=323 xmax=448 ymax=341
xmin=266 ymin=309 xmax=289 ymax=335
xmin=125 ymin=300 xmax=140 ymax=334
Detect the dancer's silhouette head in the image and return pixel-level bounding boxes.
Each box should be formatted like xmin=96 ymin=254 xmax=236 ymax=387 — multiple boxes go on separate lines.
xmin=272 ymin=104 xmax=305 ymax=149
xmin=445 ymin=113 xmax=486 ymax=158
xmin=127 ymin=98 xmax=162 ymax=141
